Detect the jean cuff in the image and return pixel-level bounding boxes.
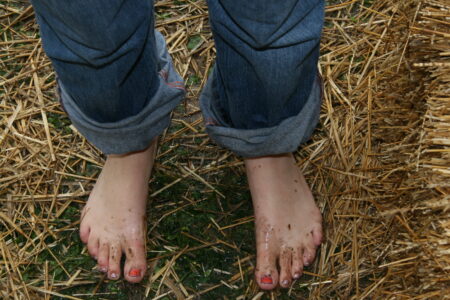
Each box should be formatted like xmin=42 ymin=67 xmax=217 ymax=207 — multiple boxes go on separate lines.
xmin=58 ymin=32 xmax=185 ymax=154
xmin=200 ymin=74 xmax=323 ymax=158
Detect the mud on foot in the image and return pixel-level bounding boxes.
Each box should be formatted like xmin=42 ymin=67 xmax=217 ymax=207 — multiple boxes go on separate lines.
xmin=79 ymin=140 xmax=157 ymax=283
xmin=245 ymin=153 xmax=323 ymax=290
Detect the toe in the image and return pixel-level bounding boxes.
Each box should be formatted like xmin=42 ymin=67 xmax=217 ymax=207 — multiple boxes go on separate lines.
xmin=303 ymin=245 xmax=317 ymax=267
xmin=291 ymin=247 xmax=304 ymax=280
xmin=255 ymin=252 xmax=278 ymax=290
xmin=123 ymin=243 xmax=147 ymax=283
xmin=278 ymin=247 xmax=293 ymax=288
xmin=108 ymin=243 xmax=122 ymax=280
xmin=79 ymin=218 xmax=90 ymax=244
xmin=97 ymin=241 xmax=109 ymax=273
xmin=86 ymin=233 xmax=99 ymax=259
xmin=312 ymin=224 xmax=323 ymax=246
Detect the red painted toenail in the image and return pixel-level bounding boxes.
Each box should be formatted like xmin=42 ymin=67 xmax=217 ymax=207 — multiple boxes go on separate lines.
xmin=261 ymin=275 xmax=273 ymax=284
xmin=129 ymin=268 xmax=141 ymax=277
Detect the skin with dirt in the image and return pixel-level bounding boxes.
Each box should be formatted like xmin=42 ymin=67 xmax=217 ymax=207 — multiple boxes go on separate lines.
xmin=79 ymin=140 xmax=322 ymax=289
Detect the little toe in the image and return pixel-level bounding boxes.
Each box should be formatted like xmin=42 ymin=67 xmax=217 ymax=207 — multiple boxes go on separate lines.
xmin=291 ymin=247 xmax=304 ymax=280
xmin=108 ymin=243 xmax=122 ymax=280
xmin=279 ymin=248 xmax=293 ymax=288
xmin=86 ymin=233 xmax=99 ymax=259
xmin=255 ymin=253 xmax=278 ymax=290
xmin=97 ymin=241 xmax=109 ymax=273
xmin=79 ymin=221 xmax=90 ymax=244
xmin=123 ymin=244 xmax=147 ymax=283
xmin=312 ymin=225 xmax=323 ymax=246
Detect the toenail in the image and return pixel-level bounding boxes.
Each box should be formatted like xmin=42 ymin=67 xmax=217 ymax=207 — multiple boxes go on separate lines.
xmin=129 ymin=268 xmax=141 ymax=277
xmin=293 ymin=273 xmax=301 ymax=279
xmin=304 ymin=261 xmax=310 ymax=266
xmin=99 ymin=266 xmax=107 ymax=272
xmin=261 ymin=275 xmax=273 ymax=284
xmin=282 ymin=280 xmax=289 ymax=286
xmin=110 ymin=273 xmax=118 ymax=279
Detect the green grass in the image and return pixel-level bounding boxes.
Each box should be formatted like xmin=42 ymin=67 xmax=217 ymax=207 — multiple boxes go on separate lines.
xmin=148 ymin=168 xmax=256 ymax=299
xmin=187 ymin=35 xmax=202 ymax=51
xmin=48 ymin=112 xmax=73 ymax=135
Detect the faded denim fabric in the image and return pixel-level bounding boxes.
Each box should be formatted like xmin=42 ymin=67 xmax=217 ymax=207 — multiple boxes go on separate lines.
xmin=31 ymin=0 xmax=324 ymax=156
xmin=202 ymin=0 xmax=324 ymax=156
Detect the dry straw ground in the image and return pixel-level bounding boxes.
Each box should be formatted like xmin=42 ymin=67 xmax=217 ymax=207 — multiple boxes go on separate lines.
xmin=1 ymin=0 xmax=449 ymax=299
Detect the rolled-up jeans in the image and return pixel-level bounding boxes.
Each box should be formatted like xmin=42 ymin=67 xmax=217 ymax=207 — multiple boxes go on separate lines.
xmin=30 ymin=0 xmax=324 ymax=157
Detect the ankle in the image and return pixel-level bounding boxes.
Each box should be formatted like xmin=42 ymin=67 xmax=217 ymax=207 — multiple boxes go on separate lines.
xmin=106 ymin=139 xmax=157 ymax=160
xmin=244 ymin=153 xmax=291 ymax=161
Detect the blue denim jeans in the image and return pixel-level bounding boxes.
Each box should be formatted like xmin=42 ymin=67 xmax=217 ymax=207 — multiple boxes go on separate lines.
xmin=31 ymin=0 xmax=324 ymax=157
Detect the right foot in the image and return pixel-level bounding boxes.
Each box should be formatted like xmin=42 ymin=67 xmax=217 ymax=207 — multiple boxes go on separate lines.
xmin=79 ymin=140 xmax=157 ymax=283
xmin=245 ymin=153 xmax=323 ymax=290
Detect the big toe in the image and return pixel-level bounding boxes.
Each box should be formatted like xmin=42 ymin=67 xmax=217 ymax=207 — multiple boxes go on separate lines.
xmin=255 ymin=251 xmax=279 ymax=290
xmin=123 ymin=243 xmax=147 ymax=283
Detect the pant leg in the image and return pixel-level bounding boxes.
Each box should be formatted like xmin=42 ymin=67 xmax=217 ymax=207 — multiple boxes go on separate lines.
xmin=201 ymin=0 xmax=324 ymax=157
xmin=31 ymin=0 xmax=185 ymax=154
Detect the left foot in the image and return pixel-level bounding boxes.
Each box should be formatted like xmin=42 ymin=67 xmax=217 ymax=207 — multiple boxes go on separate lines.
xmin=245 ymin=153 xmax=323 ymax=290
xmin=79 ymin=140 xmax=157 ymax=283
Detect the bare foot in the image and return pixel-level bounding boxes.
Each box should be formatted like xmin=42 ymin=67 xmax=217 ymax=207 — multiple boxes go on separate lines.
xmin=79 ymin=140 xmax=157 ymax=283
xmin=245 ymin=153 xmax=323 ymax=290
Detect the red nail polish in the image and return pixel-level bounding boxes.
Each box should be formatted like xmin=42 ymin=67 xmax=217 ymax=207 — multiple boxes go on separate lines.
xmin=261 ymin=275 xmax=273 ymax=284
xmin=129 ymin=268 xmax=141 ymax=277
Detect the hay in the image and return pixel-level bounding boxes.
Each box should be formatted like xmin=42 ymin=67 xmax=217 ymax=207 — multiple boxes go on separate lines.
xmin=1 ymin=0 xmax=449 ymax=299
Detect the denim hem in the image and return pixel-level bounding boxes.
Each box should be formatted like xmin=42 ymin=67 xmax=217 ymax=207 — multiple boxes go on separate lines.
xmin=58 ymin=31 xmax=185 ymax=154
xmin=200 ymin=74 xmax=322 ymax=158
